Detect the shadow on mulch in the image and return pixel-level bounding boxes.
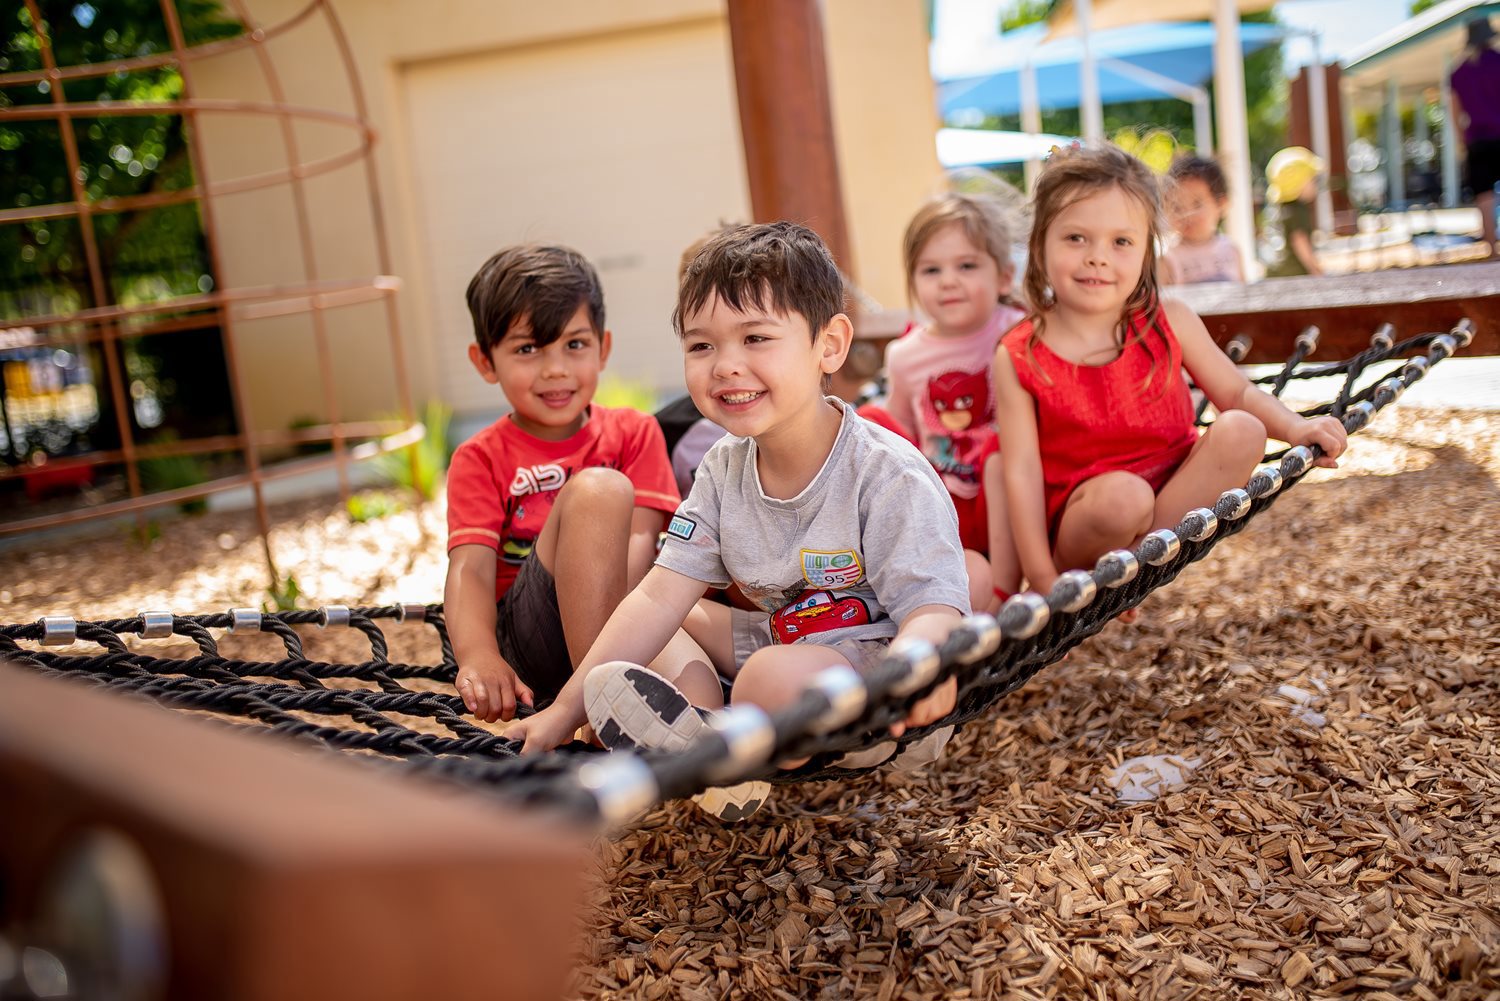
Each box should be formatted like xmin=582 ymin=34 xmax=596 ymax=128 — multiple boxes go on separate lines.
xmin=581 ymin=422 xmax=1500 ymax=1001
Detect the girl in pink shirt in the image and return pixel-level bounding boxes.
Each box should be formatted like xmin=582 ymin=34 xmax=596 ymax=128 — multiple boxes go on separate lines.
xmin=861 ymin=193 xmax=1025 ymax=612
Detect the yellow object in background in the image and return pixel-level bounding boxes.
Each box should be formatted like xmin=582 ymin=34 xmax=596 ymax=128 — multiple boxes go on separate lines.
xmin=1266 ymin=146 xmax=1326 ymax=204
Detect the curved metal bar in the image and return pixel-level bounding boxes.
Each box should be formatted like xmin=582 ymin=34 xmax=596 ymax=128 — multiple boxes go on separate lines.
xmin=0 ymin=420 xmax=425 ymax=537
xmin=1 ymin=97 xmax=374 ymax=132
xmin=224 ymin=0 xmax=348 ymax=499
xmin=0 ymin=142 xmax=372 ymax=225
xmin=2 ymin=0 xmax=417 ymax=593
xmin=0 ymin=1 xmax=321 ymax=86
xmin=0 ymin=418 xmax=414 ymax=482
xmin=10 ymin=276 xmax=399 ymax=333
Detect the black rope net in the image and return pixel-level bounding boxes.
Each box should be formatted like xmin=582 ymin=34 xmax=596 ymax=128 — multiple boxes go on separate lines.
xmin=0 ymin=321 xmax=1474 ymax=829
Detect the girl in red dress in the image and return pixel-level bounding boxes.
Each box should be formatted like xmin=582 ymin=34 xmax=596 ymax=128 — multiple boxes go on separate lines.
xmin=993 ymin=145 xmax=1348 ymax=596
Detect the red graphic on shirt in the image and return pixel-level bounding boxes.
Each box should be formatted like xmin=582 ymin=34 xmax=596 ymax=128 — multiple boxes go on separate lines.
xmin=770 ymin=589 xmax=870 ymax=645
xmin=928 ymin=369 xmax=989 ymax=431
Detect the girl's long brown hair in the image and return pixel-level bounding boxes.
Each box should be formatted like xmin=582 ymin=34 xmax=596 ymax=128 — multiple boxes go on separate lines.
xmin=1021 ymin=144 xmax=1171 ymax=391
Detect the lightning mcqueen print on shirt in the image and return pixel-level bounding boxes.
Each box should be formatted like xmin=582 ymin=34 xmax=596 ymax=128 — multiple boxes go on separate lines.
xmin=770 ymin=588 xmax=871 ymax=645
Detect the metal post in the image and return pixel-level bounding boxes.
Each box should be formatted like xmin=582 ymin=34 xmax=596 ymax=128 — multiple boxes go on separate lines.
xmin=1077 ymin=0 xmax=1104 ymax=143
xmin=158 ymin=0 xmax=278 ymax=585
xmin=1385 ymin=78 xmax=1405 ymax=211
xmin=1307 ymin=35 xmax=1334 ymax=233
xmin=1193 ymin=91 xmax=1213 ymax=155
xmin=1021 ymin=55 xmax=1042 ymax=191
xmin=1440 ymin=54 xmax=1460 ymax=209
xmin=725 ymin=0 xmax=853 ymax=272
xmin=21 ymin=0 xmax=145 ymax=524
xmin=1213 ymin=0 xmax=1257 ymax=279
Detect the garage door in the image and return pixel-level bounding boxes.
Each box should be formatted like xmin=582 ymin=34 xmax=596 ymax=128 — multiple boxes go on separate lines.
xmin=401 ymin=18 xmax=751 ymax=417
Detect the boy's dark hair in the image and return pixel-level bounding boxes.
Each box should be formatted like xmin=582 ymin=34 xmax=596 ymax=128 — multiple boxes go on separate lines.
xmin=465 ymin=245 xmax=605 ymax=354
xmin=1167 ymin=154 xmax=1229 ymax=201
xmin=678 ymin=221 xmax=740 ymax=283
xmin=673 ymin=222 xmax=846 ymax=339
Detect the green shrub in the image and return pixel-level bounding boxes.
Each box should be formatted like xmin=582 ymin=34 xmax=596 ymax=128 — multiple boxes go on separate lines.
xmin=593 ymin=374 xmax=659 ymax=413
xmin=369 ymin=401 xmax=452 ymax=502
xmin=137 ymin=432 xmax=210 ymax=514
xmin=263 ymin=573 xmax=303 ymax=612
xmin=347 ymin=489 xmax=401 ymax=523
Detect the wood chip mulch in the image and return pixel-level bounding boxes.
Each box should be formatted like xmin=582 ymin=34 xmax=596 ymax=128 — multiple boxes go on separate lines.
xmin=3 ymin=407 xmax=1498 ymax=1000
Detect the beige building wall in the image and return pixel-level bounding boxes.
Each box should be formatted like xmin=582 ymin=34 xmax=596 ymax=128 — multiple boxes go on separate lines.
xmin=189 ymin=0 xmax=941 ymax=433
xmin=825 ymin=0 xmax=947 ymax=315
xmin=399 ymin=17 xmax=751 ymax=416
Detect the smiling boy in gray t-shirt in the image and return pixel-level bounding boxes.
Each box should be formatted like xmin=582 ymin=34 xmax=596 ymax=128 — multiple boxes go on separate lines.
xmin=660 ymin=400 xmax=969 ymax=672
xmin=505 ymin=222 xmax=971 ymax=821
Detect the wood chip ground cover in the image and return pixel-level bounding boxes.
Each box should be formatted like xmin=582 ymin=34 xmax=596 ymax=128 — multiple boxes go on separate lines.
xmin=3 ymin=408 xmax=1498 ymax=999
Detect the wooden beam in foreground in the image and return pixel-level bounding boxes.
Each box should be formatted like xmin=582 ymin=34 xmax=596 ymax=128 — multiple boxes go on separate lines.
xmin=0 ymin=663 xmax=587 ymax=1001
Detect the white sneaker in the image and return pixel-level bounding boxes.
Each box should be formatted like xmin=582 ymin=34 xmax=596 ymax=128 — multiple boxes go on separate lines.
xmin=832 ymin=741 xmax=897 ymax=769
xmin=689 ymin=781 xmax=771 ymax=824
xmin=888 ymin=725 xmax=954 ymax=772
xmin=583 ymin=662 xmax=770 ymax=822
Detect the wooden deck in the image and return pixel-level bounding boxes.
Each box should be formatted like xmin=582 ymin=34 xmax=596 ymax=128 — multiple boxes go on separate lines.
xmin=1175 ymin=261 xmax=1499 ymax=363
xmin=842 ymin=262 xmax=1497 ymax=385
xmin=0 ymin=663 xmax=587 ymax=1001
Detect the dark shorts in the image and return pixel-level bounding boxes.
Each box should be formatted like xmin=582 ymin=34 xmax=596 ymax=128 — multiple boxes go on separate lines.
xmin=495 ymin=553 xmax=573 ymax=705
xmin=1467 ymin=139 xmax=1500 ymax=199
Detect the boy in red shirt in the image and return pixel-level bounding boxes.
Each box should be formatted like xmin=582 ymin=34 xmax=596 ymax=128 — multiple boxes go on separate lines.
xmin=446 ymin=245 xmax=680 ymax=724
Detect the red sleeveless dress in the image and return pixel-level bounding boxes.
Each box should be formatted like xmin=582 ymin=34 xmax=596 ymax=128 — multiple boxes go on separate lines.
xmin=1001 ymin=310 xmax=1198 ymax=540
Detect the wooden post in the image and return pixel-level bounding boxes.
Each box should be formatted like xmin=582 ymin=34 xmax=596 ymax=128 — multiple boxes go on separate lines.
xmin=725 ymin=0 xmax=853 ymax=272
xmin=1291 ymin=63 xmax=1353 ymax=233
xmin=726 ymin=0 xmax=870 ymax=398
xmin=0 ymin=663 xmax=587 ymax=1001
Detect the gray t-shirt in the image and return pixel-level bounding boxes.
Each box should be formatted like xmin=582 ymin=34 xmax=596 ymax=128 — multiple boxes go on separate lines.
xmin=657 ymin=399 xmax=971 ymax=647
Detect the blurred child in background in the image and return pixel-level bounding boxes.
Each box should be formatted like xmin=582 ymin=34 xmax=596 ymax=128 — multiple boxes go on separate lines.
xmin=1161 ymin=154 xmax=1244 ymax=285
xmin=1450 ymin=16 xmax=1500 ymax=260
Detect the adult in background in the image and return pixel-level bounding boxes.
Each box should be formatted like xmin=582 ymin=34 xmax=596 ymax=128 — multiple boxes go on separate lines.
xmin=1450 ymin=16 xmax=1500 ymax=259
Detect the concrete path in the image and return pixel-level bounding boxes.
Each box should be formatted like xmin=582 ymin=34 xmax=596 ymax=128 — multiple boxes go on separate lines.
xmin=1260 ymin=355 xmax=1500 ymax=412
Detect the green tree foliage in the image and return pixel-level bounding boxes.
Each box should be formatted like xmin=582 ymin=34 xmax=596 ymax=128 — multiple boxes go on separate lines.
xmin=1409 ymin=0 xmax=1439 ymax=14
xmin=0 ymin=1 xmax=242 ymax=317
xmin=1000 ymin=0 xmax=1058 ymax=32
xmin=1 ymin=2 xmax=245 ymax=466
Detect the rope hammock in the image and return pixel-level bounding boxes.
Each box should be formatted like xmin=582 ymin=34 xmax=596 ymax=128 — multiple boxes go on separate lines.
xmin=0 ymin=321 xmax=1474 ymax=829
